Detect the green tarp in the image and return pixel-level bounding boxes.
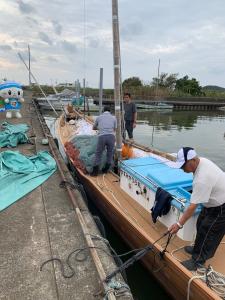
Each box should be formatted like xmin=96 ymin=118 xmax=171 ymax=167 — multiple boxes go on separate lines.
xmin=0 ymin=122 xmax=29 ymax=148
xmin=0 ymin=150 xmax=57 ymax=211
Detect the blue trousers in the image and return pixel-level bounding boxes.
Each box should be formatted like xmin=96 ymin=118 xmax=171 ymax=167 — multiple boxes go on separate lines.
xmin=94 ymin=134 xmax=115 ymax=166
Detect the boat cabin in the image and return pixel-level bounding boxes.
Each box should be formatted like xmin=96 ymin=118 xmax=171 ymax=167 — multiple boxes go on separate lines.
xmin=120 ymin=156 xmax=201 ymax=241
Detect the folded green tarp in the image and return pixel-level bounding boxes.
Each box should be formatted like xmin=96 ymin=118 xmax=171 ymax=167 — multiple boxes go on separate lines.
xmin=0 ymin=122 xmax=29 ymax=148
xmin=0 ymin=150 xmax=57 ymax=211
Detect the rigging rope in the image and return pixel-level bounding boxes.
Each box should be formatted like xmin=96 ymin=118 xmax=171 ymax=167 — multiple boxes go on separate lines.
xmin=187 ymin=266 xmax=225 ymax=300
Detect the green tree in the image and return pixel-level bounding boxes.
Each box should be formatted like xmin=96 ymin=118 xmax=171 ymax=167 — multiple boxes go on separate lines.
xmin=151 ymin=73 xmax=178 ymax=89
xmin=122 ymin=77 xmax=143 ymax=88
xmin=175 ymin=75 xmax=203 ymax=96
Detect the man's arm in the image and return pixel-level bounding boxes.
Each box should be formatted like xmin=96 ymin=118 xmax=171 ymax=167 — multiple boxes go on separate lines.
xmin=93 ymin=118 xmax=98 ymax=130
xmin=169 ymin=203 xmax=197 ymax=234
xmin=133 ymin=103 xmax=137 ymax=127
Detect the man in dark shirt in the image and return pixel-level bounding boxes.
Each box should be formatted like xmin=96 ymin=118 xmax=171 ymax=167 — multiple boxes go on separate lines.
xmin=123 ymin=93 xmax=137 ymax=140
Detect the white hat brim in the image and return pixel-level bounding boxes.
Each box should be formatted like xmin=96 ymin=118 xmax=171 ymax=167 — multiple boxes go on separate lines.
xmin=169 ymin=160 xmax=185 ymax=169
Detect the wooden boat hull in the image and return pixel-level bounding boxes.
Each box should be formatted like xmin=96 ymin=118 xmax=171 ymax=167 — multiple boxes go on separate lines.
xmin=55 ymin=114 xmax=222 ymax=300
xmin=68 ymin=163 xmax=219 ymax=300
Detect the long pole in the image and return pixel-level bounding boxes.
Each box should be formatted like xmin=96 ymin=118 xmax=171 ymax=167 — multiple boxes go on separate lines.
xmin=155 ymin=58 xmax=160 ymax=100
xmin=83 ymin=78 xmax=86 ymax=117
xmin=112 ymin=0 xmax=122 ymax=161
xmin=28 ymin=45 xmax=31 ymax=85
xmin=99 ymin=68 xmax=103 ymax=115
xmin=18 ymin=52 xmax=58 ymax=116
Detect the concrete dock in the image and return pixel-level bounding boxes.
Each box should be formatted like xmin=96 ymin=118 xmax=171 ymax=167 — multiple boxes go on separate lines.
xmin=0 ymin=91 xmax=132 ymax=300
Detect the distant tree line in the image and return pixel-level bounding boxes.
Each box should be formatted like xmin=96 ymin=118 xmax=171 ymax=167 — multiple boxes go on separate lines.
xmin=26 ymin=73 xmax=225 ymax=99
xmin=122 ymin=74 xmax=204 ymax=97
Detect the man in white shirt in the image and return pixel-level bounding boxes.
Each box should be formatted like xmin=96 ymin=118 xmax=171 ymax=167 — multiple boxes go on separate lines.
xmin=169 ymin=147 xmax=225 ymax=271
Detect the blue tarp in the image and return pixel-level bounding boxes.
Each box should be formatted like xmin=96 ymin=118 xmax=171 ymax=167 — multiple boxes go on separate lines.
xmin=0 ymin=150 xmax=57 ymax=211
xmin=0 ymin=122 xmax=29 ymax=148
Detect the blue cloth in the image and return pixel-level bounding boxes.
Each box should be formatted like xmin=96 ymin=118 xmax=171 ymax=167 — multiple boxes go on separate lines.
xmin=0 ymin=122 xmax=29 ymax=148
xmin=151 ymin=187 xmax=173 ymax=223
xmin=0 ymin=150 xmax=57 ymax=211
xmin=5 ymin=98 xmax=22 ymax=110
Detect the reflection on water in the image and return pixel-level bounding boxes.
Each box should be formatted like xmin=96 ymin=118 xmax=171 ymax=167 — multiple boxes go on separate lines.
xmin=135 ymin=110 xmax=225 ymax=170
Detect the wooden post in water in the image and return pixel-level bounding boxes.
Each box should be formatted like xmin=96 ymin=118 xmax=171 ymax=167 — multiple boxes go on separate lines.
xmin=112 ymin=0 xmax=122 ymax=161
xmin=99 ymin=68 xmax=103 ymax=115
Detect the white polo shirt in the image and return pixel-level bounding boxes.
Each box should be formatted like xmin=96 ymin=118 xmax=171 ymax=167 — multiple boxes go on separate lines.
xmin=190 ymin=157 xmax=225 ymax=207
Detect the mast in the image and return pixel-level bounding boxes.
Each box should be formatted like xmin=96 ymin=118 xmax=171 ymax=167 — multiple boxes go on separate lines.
xmin=112 ymin=0 xmax=122 ymax=161
xmin=28 ymin=44 xmax=31 ymax=85
xmin=99 ymin=67 xmax=103 ymax=115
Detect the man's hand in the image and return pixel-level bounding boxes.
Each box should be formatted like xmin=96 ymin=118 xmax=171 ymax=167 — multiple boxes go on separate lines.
xmin=168 ymin=203 xmax=197 ymax=235
xmin=169 ymin=223 xmax=181 ymax=234
xmin=133 ymin=122 xmax=136 ymax=128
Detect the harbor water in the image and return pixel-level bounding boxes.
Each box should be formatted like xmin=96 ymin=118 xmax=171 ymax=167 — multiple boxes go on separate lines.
xmin=45 ymin=108 xmax=225 ymax=300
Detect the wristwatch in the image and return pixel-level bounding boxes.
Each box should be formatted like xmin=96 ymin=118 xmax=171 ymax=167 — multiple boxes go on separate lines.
xmin=176 ymin=222 xmax=183 ymax=229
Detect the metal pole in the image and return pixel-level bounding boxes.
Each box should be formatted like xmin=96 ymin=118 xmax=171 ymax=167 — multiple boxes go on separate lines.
xmin=18 ymin=52 xmax=58 ymax=116
xmin=28 ymin=45 xmax=31 ymax=85
xmin=83 ymin=78 xmax=86 ymax=117
xmin=112 ymin=0 xmax=122 ymax=161
xmin=99 ymin=68 xmax=103 ymax=115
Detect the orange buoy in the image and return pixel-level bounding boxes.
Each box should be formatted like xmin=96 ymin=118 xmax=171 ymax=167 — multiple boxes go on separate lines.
xmin=122 ymin=143 xmax=133 ymax=159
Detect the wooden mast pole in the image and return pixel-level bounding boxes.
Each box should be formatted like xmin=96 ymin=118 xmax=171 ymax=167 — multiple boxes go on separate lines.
xmin=112 ymin=0 xmax=122 ymax=161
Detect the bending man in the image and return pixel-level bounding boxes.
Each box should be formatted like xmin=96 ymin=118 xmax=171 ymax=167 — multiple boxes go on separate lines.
xmin=169 ymin=147 xmax=225 ymax=271
xmin=90 ymin=106 xmax=117 ymax=176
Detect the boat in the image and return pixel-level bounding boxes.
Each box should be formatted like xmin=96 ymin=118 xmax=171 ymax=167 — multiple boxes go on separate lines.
xmin=54 ymin=108 xmax=225 ymax=300
xmin=53 ymin=1 xmax=225 ymax=299
xmin=137 ymin=102 xmax=173 ymax=110
xmin=35 ymin=89 xmax=98 ymax=112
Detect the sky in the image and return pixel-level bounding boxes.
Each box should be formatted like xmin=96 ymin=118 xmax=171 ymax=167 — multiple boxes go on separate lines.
xmin=0 ymin=0 xmax=225 ymax=88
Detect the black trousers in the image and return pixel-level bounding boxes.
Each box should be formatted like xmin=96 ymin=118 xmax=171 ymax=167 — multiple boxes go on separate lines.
xmin=192 ymin=203 xmax=225 ymax=263
xmin=125 ymin=120 xmax=134 ymax=139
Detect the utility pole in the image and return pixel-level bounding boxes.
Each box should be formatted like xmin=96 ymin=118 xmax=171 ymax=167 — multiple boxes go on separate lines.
xmin=112 ymin=0 xmax=122 ymax=161
xmin=99 ymin=68 xmax=103 ymax=115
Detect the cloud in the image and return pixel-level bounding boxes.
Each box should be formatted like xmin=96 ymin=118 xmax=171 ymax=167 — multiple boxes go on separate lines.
xmin=121 ymin=22 xmax=143 ymax=39
xmin=87 ymin=38 xmax=100 ymax=48
xmin=17 ymin=0 xmax=36 ymax=14
xmin=61 ymin=40 xmax=77 ymax=53
xmin=47 ymin=56 xmax=59 ymax=63
xmin=39 ymin=32 xmax=53 ymax=45
xmin=52 ymin=20 xmax=62 ymax=35
xmin=0 ymin=45 xmax=12 ymax=51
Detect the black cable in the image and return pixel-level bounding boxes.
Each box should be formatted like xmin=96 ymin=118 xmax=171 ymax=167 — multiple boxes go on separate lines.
xmin=105 ymin=231 xmax=170 ymax=282
xmin=40 ymin=233 xmax=170 ymax=280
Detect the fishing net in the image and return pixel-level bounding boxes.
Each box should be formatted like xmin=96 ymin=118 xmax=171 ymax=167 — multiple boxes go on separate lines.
xmin=70 ymin=135 xmax=107 ymax=173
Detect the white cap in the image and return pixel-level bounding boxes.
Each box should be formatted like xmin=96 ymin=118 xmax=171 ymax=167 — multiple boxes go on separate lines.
xmin=171 ymin=147 xmax=197 ymax=168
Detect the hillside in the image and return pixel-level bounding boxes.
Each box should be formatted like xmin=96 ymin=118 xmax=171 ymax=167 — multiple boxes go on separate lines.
xmin=203 ymin=85 xmax=225 ymax=91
